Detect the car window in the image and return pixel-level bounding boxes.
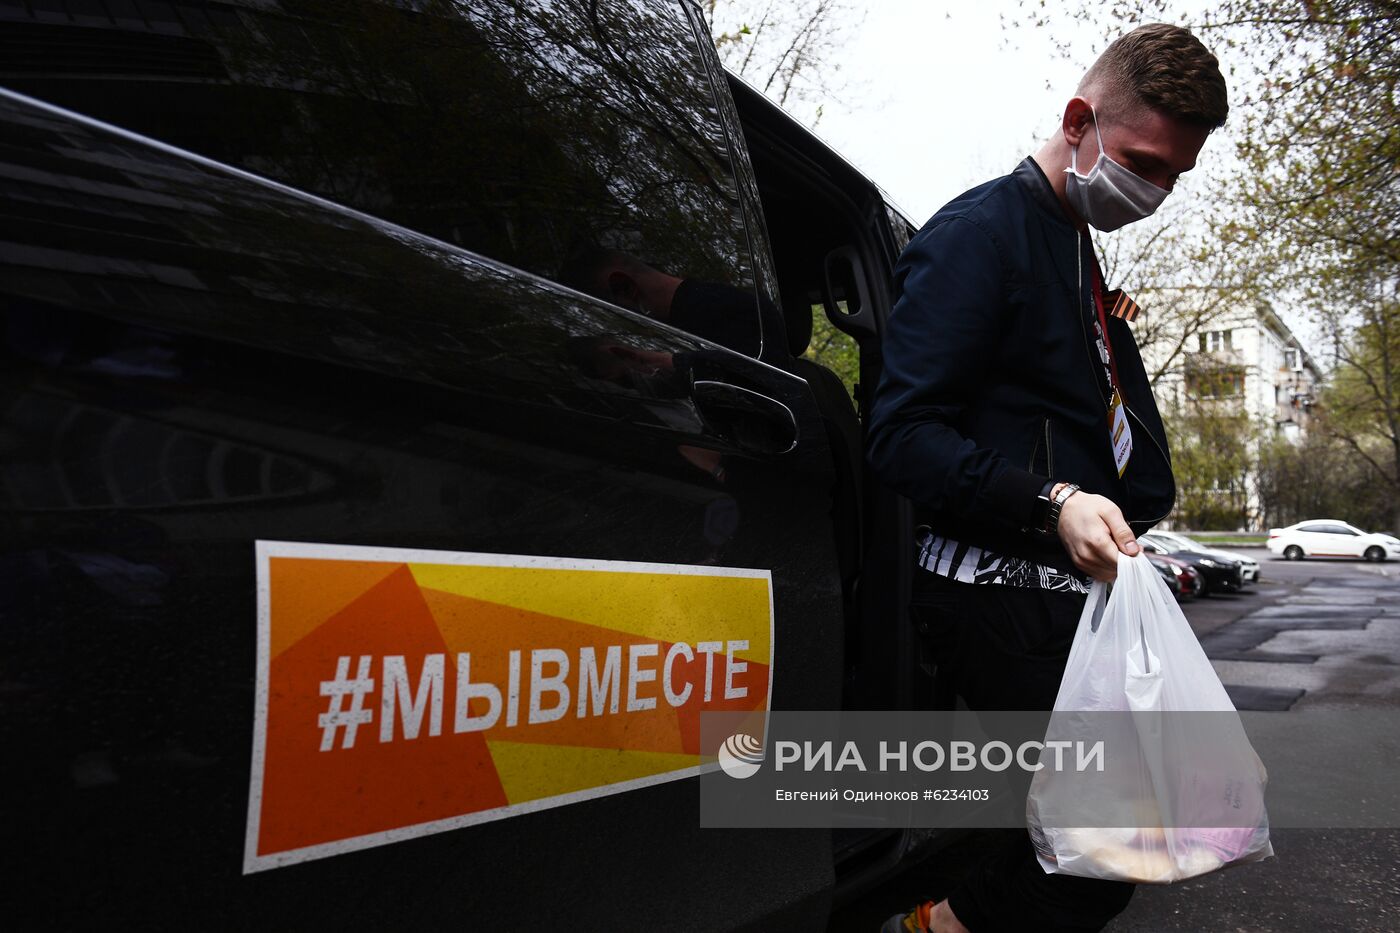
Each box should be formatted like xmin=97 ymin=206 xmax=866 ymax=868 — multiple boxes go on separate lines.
xmin=4 ymin=0 xmax=764 ymax=357
xmin=1309 ymin=524 xmax=1350 ymax=535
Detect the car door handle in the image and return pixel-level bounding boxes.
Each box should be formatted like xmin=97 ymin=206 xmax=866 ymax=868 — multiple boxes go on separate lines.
xmin=690 ymin=380 xmax=798 ymax=455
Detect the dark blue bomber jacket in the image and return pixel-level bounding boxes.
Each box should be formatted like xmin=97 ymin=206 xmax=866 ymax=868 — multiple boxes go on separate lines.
xmin=866 ymin=157 xmax=1176 ymax=575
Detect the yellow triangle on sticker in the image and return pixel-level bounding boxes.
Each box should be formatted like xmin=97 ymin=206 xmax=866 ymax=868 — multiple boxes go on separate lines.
xmin=487 ymin=739 xmax=700 ymax=804
xmin=408 ymin=563 xmax=770 ymax=657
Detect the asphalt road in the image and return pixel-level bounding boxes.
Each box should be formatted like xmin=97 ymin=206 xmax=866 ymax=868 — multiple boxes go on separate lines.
xmin=828 ymin=549 xmax=1400 ymax=933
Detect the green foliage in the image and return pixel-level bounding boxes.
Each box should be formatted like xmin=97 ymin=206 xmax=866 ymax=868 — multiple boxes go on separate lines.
xmin=1314 ymin=295 xmax=1400 ymax=527
xmin=1225 ymin=1 xmax=1398 ymax=295
xmin=1162 ymin=402 xmax=1255 ymax=529
xmin=804 ymin=303 xmax=860 ymax=402
xmin=1256 ymin=427 xmax=1399 ymax=532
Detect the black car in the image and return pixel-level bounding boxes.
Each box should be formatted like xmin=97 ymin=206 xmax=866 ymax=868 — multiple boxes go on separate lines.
xmin=1144 ymin=551 xmax=1203 ymax=599
xmin=1138 ymin=537 xmax=1244 ymax=595
xmin=1 ymin=2 xmax=940 ymax=929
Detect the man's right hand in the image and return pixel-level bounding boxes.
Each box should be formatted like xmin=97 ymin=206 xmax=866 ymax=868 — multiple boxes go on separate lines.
xmin=1055 ymin=488 xmax=1139 ymax=581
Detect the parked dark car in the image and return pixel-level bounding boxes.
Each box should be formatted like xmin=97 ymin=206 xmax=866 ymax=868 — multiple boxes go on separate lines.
xmin=1143 ymin=530 xmax=1259 ymax=585
xmin=1145 ymin=551 xmax=1202 ymax=599
xmin=1 ymin=1 xmax=938 ymax=928
xmin=1139 ymin=537 xmax=1244 ymax=595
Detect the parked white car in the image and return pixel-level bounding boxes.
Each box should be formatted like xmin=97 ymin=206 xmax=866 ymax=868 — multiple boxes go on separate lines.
xmin=1266 ymin=520 xmax=1400 ymax=561
xmin=1142 ymin=530 xmax=1261 ymax=584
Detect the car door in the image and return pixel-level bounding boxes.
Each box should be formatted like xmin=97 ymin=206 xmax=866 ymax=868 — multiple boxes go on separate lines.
xmin=1325 ymin=523 xmax=1364 ymax=557
xmin=0 ymin=2 xmax=844 ymax=929
xmin=1292 ymin=523 xmax=1329 ymax=555
xmin=1304 ymin=523 xmax=1352 ymax=556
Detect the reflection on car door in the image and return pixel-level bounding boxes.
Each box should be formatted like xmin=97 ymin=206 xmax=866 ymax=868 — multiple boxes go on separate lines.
xmin=0 ymin=2 xmax=846 ymax=928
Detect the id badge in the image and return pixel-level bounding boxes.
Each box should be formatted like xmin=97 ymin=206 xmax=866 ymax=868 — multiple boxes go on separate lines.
xmin=1108 ymin=388 xmax=1133 ymax=476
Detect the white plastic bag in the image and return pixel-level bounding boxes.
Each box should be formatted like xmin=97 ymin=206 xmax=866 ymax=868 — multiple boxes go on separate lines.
xmin=1026 ymin=551 xmax=1274 ymax=883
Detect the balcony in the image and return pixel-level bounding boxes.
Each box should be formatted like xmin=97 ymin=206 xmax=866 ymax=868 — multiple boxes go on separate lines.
xmin=1184 ymin=360 xmax=1246 ymax=401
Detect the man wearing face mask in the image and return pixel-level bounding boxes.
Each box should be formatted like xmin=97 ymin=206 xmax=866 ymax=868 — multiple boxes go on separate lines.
xmin=869 ymin=24 xmax=1228 ymax=933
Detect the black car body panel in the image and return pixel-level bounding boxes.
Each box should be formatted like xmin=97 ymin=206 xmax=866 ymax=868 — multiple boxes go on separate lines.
xmin=0 ymin=1 xmax=879 ymax=927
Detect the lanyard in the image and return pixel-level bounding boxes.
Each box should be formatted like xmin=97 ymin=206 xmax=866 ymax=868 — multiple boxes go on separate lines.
xmin=1090 ymin=258 xmax=1123 ymax=395
xmin=1077 ymin=232 xmax=1134 ymax=478
xmin=1076 ymin=231 xmax=1121 ymax=401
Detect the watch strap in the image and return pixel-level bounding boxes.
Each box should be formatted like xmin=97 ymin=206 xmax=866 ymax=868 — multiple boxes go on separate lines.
xmin=1046 ymin=483 xmax=1081 ymax=534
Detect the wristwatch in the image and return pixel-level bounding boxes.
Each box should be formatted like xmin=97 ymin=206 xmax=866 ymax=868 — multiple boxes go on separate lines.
xmin=1044 ymin=482 xmax=1081 ymax=535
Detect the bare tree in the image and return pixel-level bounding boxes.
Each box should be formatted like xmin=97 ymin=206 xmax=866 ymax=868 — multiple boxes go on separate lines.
xmin=1318 ymin=280 xmax=1400 ymax=529
xmin=703 ymin=0 xmax=868 ymax=128
xmin=1096 ymin=197 xmax=1256 ymax=390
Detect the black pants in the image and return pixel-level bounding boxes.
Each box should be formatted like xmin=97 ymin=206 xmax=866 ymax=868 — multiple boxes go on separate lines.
xmin=910 ymin=568 xmax=1135 ymax=933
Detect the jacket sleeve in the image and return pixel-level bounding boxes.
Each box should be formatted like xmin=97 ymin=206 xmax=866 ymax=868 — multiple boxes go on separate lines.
xmin=866 ymin=214 xmax=1048 ymax=528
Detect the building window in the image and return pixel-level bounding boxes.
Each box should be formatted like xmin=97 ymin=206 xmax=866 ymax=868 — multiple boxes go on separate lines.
xmin=1200 ymin=329 xmax=1233 ymax=353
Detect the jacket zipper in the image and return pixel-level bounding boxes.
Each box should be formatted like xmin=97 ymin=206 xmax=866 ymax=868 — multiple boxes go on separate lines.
xmin=1026 ymin=416 xmax=1055 ymax=476
xmin=1074 ymin=232 xmax=1113 ymax=408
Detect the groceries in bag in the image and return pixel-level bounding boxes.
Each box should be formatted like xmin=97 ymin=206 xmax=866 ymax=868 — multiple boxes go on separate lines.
xmin=1026 ymin=551 xmax=1274 ymax=883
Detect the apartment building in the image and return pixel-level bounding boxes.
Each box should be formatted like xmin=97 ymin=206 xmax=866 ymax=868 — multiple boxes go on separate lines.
xmin=1143 ymin=301 xmax=1322 ymax=528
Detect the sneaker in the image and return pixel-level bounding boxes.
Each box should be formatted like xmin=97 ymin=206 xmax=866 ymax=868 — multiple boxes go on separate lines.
xmin=879 ymin=900 xmax=936 ymax=933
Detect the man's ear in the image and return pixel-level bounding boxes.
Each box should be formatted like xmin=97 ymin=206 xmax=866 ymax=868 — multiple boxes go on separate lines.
xmin=1062 ymin=97 xmax=1094 ymax=147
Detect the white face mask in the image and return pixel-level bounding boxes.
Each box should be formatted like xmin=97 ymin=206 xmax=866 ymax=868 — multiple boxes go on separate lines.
xmin=1064 ymin=105 xmax=1170 ymax=232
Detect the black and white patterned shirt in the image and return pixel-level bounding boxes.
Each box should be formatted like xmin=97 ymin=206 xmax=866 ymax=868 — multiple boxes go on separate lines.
xmin=916 ymin=527 xmax=1091 ymax=594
